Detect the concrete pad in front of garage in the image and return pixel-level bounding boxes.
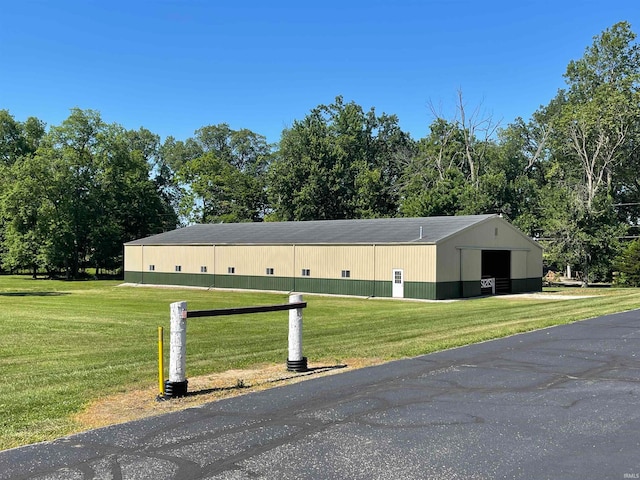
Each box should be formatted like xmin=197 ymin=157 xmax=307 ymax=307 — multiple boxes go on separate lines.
xmin=2 ymin=310 xmax=640 ymax=479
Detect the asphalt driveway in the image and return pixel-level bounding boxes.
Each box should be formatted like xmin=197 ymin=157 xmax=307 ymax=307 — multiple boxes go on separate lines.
xmin=2 ymin=309 xmax=640 ymax=479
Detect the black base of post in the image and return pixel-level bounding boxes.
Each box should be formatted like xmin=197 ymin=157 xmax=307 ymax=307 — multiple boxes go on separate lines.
xmin=164 ymin=379 xmax=188 ymax=398
xmin=287 ymin=356 xmax=308 ymax=372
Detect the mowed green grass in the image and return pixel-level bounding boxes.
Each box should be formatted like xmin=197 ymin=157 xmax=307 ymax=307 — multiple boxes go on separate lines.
xmin=2 ymin=276 xmax=640 ymax=450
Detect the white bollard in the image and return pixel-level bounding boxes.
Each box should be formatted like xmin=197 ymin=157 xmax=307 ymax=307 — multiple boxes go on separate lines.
xmin=167 ymin=301 xmax=188 ymax=397
xmin=287 ymin=294 xmax=307 ymax=372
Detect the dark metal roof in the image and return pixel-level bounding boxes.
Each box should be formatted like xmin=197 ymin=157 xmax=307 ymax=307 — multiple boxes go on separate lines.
xmin=126 ymin=215 xmax=500 ymax=246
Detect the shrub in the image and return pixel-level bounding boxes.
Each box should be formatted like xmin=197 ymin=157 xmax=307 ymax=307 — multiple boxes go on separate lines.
xmin=615 ymin=240 xmax=640 ymax=287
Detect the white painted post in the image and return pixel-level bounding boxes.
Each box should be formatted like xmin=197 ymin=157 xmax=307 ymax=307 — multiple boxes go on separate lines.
xmin=287 ymin=294 xmax=307 ymax=372
xmin=288 ymin=294 xmax=303 ymax=361
xmin=166 ymin=301 xmax=188 ymax=397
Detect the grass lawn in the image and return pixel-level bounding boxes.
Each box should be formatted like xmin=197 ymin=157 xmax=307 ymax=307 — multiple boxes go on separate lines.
xmin=2 ymin=275 xmax=640 ymax=450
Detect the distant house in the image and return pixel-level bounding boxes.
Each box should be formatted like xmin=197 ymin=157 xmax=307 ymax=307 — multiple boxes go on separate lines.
xmin=124 ymin=214 xmax=542 ymax=300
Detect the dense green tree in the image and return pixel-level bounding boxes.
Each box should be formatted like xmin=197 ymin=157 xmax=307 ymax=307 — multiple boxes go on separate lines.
xmin=1 ymin=153 xmax=52 ymax=276
xmin=269 ymin=96 xmax=411 ymax=221
xmin=488 ymin=117 xmax=550 ymax=235
xmin=400 ymin=167 xmax=470 ymax=217
xmin=18 ymin=109 xmax=100 ymax=277
xmin=178 ymin=152 xmax=265 ymax=223
xmin=615 ymin=239 xmax=640 ymax=286
xmin=398 ymin=113 xmax=502 ymax=218
xmin=0 ymin=110 xmax=45 ymax=166
xmin=0 ymin=111 xmax=47 ymax=273
xmin=540 ymin=190 xmax=625 ymax=284
xmin=91 ymin=124 xmax=177 ymax=271
xmin=353 ymin=111 xmax=411 ymax=218
xmin=536 ymin=21 xmax=640 ymax=283
xmin=562 ymin=21 xmax=639 ymax=207
xmin=156 ymin=136 xmax=201 ymax=224
xmin=0 ymin=110 xmax=27 ymax=166
xmin=0 ymin=109 xmax=176 ymax=278
xmin=176 ymin=124 xmax=271 ymax=223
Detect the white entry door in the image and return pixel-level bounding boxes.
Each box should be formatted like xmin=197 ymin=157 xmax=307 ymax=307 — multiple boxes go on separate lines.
xmin=392 ymin=269 xmax=404 ymax=298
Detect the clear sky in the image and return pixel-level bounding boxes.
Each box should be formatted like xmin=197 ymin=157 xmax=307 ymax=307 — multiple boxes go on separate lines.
xmin=1 ymin=0 xmax=638 ymax=144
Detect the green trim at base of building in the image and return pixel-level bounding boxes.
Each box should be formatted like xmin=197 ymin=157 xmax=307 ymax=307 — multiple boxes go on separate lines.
xmin=512 ymin=277 xmax=543 ymax=293
xmin=123 ymin=271 xmax=542 ymax=300
xmin=124 ymin=271 xmax=392 ymax=297
xmin=460 ymin=280 xmax=481 ymax=298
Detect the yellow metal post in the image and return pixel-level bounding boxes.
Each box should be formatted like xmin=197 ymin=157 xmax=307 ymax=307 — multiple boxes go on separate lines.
xmin=158 ymin=326 xmax=164 ymax=397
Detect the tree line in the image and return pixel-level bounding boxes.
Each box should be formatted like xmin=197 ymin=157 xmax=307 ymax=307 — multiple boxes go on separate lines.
xmin=1 ymin=21 xmax=640 ymax=284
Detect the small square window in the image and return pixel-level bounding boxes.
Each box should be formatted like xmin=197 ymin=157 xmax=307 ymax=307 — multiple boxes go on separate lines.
xmin=200 ymin=266 xmax=207 ymax=273
xmin=228 ymin=267 xmax=235 ymax=274
xmin=149 ymin=265 xmax=155 ymax=271
xmin=301 ymin=269 xmax=310 ymax=277
xmin=266 ymin=268 xmax=274 ymax=275
xmin=341 ymin=270 xmax=351 ymax=278
xmin=175 ymin=265 xmax=182 ymax=272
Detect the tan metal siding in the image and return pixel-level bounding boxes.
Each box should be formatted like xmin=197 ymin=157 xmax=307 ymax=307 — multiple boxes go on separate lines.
xmin=511 ymin=250 xmax=527 ymax=279
xmin=215 ymin=245 xmax=295 ymax=277
xmin=295 ymin=245 xmax=374 ymax=279
xmin=142 ymin=246 xmax=168 ymax=272
xmin=177 ymin=246 xmax=215 ymax=273
xmin=138 ymin=246 xmax=215 ymax=273
xmin=436 ymin=244 xmax=462 ymax=282
xmin=374 ymin=245 xmax=437 ymax=282
xmin=460 ymin=249 xmax=481 ymax=281
xmin=124 ymin=245 xmax=143 ymax=271
xmin=437 ymin=217 xmax=543 ymax=282
xmin=445 ymin=217 xmax=542 ymax=251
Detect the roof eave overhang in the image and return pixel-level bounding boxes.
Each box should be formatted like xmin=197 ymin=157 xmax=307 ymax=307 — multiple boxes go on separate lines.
xmin=125 ymin=241 xmax=439 ymax=247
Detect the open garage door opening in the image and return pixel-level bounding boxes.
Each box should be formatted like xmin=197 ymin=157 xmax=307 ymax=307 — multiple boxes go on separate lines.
xmin=482 ymin=250 xmax=511 ymax=294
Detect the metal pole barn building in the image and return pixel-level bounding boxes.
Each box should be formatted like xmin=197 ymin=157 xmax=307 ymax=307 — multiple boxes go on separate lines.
xmin=123 ymin=214 xmax=542 ymax=300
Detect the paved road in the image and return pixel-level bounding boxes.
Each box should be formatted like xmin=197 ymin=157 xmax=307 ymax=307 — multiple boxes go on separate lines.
xmin=3 ymin=309 xmax=640 ymax=479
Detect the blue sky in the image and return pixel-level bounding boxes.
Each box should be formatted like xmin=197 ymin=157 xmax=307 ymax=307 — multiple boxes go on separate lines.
xmin=1 ymin=0 xmax=638 ymax=144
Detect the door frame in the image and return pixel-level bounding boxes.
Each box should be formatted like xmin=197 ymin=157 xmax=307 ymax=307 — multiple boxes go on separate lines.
xmin=392 ymin=269 xmax=404 ymax=298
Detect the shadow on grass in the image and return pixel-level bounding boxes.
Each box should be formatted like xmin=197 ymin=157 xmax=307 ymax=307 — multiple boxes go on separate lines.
xmin=183 ymin=364 xmax=349 ymax=399
xmin=0 ymin=292 xmax=70 ymax=297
